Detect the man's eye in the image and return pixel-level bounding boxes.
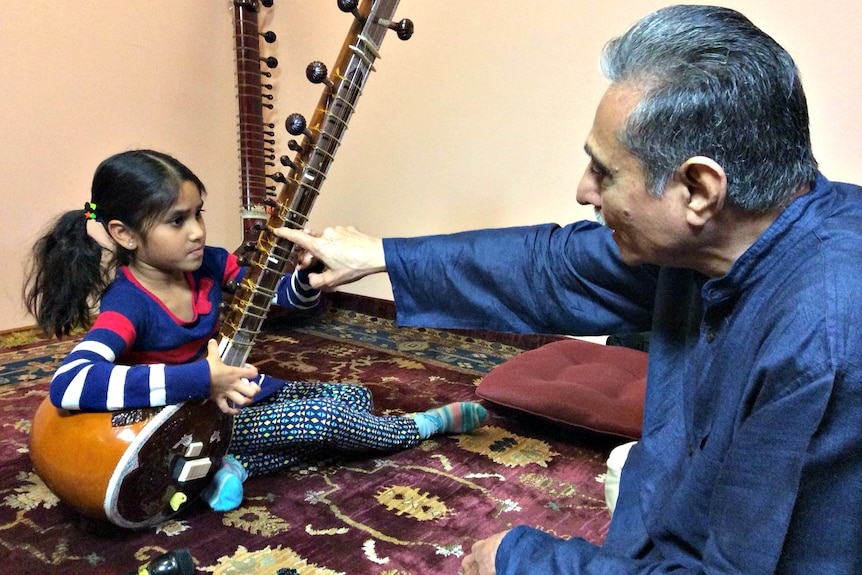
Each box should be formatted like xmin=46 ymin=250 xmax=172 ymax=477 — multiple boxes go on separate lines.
xmin=589 ymin=163 xmax=606 ymax=177
xmin=589 ymin=165 xmax=608 ymax=182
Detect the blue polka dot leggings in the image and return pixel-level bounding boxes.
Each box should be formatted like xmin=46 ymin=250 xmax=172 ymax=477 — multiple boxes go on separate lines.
xmin=229 ymin=378 xmax=421 ymax=476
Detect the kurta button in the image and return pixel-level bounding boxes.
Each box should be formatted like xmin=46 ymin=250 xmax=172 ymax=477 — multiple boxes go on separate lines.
xmin=688 ymin=444 xmax=694 ymax=456
xmin=706 ymin=329 xmax=715 ymax=343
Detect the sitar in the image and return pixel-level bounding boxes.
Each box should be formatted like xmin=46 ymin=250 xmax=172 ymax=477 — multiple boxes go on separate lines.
xmin=233 ymin=0 xmax=278 ymax=247
xmin=28 ymin=0 xmax=411 ymax=529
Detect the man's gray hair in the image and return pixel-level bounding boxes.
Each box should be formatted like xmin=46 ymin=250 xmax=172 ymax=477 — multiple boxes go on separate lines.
xmin=601 ymin=5 xmax=818 ymax=211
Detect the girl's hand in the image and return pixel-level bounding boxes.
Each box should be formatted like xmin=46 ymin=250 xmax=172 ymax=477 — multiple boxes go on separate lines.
xmin=204 ymin=339 xmax=260 ymax=414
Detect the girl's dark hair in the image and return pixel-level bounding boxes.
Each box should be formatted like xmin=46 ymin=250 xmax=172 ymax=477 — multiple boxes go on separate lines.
xmin=24 ymin=150 xmax=206 ymax=337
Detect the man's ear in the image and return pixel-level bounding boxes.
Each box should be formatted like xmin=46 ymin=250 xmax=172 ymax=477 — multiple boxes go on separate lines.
xmin=107 ymin=219 xmax=138 ymax=250
xmin=677 ymin=156 xmax=727 ymax=228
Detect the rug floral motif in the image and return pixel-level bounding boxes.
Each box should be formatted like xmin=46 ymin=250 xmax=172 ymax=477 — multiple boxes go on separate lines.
xmin=0 ymin=306 xmax=612 ymax=574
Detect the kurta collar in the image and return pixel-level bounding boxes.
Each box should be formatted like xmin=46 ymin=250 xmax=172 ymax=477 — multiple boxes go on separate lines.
xmin=701 ymin=173 xmax=829 ymax=308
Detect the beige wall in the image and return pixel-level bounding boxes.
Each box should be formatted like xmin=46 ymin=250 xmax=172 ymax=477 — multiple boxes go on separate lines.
xmin=2 ymin=1 xmax=860 ymax=332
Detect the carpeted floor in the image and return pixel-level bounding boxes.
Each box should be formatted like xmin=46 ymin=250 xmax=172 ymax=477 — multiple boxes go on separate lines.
xmin=0 ymin=295 xmax=614 ymax=574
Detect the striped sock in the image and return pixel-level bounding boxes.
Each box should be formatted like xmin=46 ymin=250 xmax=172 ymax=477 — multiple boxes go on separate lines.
xmin=413 ymin=402 xmax=488 ymax=439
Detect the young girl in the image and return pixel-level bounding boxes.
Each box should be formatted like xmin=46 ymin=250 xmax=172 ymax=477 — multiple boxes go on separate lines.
xmin=24 ymin=149 xmax=487 ymax=512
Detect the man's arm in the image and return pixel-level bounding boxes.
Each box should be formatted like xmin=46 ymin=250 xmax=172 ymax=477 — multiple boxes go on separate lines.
xmin=277 ymin=222 xmax=658 ymax=335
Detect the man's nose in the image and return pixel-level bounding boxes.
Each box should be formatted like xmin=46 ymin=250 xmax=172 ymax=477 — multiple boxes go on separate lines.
xmin=576 ymin=172 xmax=601 ymax=208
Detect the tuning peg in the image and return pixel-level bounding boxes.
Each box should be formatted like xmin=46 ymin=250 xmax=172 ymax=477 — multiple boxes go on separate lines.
xmin=288 ymin=140 xmax=306 ymax=155
xmin=280 ymin=155 xmax=297 ymax=170
xmin=306 ymin=61 xmax=335 ymax=92
xmin=337 ymin=0 xmax=364 ymax=23
xmin=377 ymin=17 xmax=414 ymax=40
xmin=261 ymin=0 xmax=274 ymax=7
xmin=268 ymin=171 xmax=287 ymax=183
xmin=260 ymin=30 xmax=277 ymax=43
xmin=224 ymin=279 xmax=239 ymax=293
xmin=252 ymin=220 xmax=279 ymax=236
xmin=285 ymin=113 xmax=315 ymax=141
xmin=260 ymin=56 xmax=278 ymax=69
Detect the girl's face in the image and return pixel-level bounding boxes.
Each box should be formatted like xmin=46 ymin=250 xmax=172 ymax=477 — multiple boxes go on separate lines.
xmin=133 ymin=180 xmax=207 ymax=275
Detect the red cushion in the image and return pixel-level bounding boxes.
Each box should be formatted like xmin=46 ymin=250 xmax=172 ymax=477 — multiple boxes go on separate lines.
xmin=476 ymin=339 xmax=647 ymax=439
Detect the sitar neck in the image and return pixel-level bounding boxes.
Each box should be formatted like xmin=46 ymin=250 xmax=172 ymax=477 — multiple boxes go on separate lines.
xmin=233 ymin=0 xmax=276 ymax=246
xmin=219 ymin=0 xmax=410 ymax=368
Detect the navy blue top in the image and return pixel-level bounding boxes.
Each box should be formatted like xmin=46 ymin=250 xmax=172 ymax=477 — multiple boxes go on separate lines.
xmin=384 ymin=173 xmax=862 ymax=573
xmin=50 ymin=247 xmax=320 ymax=411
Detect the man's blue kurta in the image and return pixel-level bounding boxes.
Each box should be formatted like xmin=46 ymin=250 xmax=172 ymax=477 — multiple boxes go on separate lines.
xmin=383 ymin=174 xmax=862 ymax=574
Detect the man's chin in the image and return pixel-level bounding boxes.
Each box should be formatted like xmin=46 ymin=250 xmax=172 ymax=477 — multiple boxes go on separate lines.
xmin=611 ymin=233 xmax=641 ymax=266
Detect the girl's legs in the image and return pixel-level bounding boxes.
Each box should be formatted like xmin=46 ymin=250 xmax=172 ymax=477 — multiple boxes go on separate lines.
xmin=233 ymin=396 xmax=424 ymax=466
xmin=230 ymin=399 xmax=489 ymax=476
xmin=268 ymin=380 xmax=376 ymax=413
xmin=208 ymin=378 xmax=488 ymax=509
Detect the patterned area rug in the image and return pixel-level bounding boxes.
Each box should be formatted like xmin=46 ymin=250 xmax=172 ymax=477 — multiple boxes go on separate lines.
xmin=0 ymin=300 xmax=614 ymax=574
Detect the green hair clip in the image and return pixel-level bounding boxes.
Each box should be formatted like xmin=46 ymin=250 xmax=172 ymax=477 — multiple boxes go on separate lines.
xmin=83 ymin=202 xmax=98 ymax=221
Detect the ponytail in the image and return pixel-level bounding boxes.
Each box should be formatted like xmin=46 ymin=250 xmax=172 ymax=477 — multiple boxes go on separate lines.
xmin=24 ymin=209 xmax=111 ymax=337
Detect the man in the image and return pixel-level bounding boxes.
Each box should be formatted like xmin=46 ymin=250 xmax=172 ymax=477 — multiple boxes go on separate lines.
xmin=276 ymin=5 xmax=862 ymax=574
